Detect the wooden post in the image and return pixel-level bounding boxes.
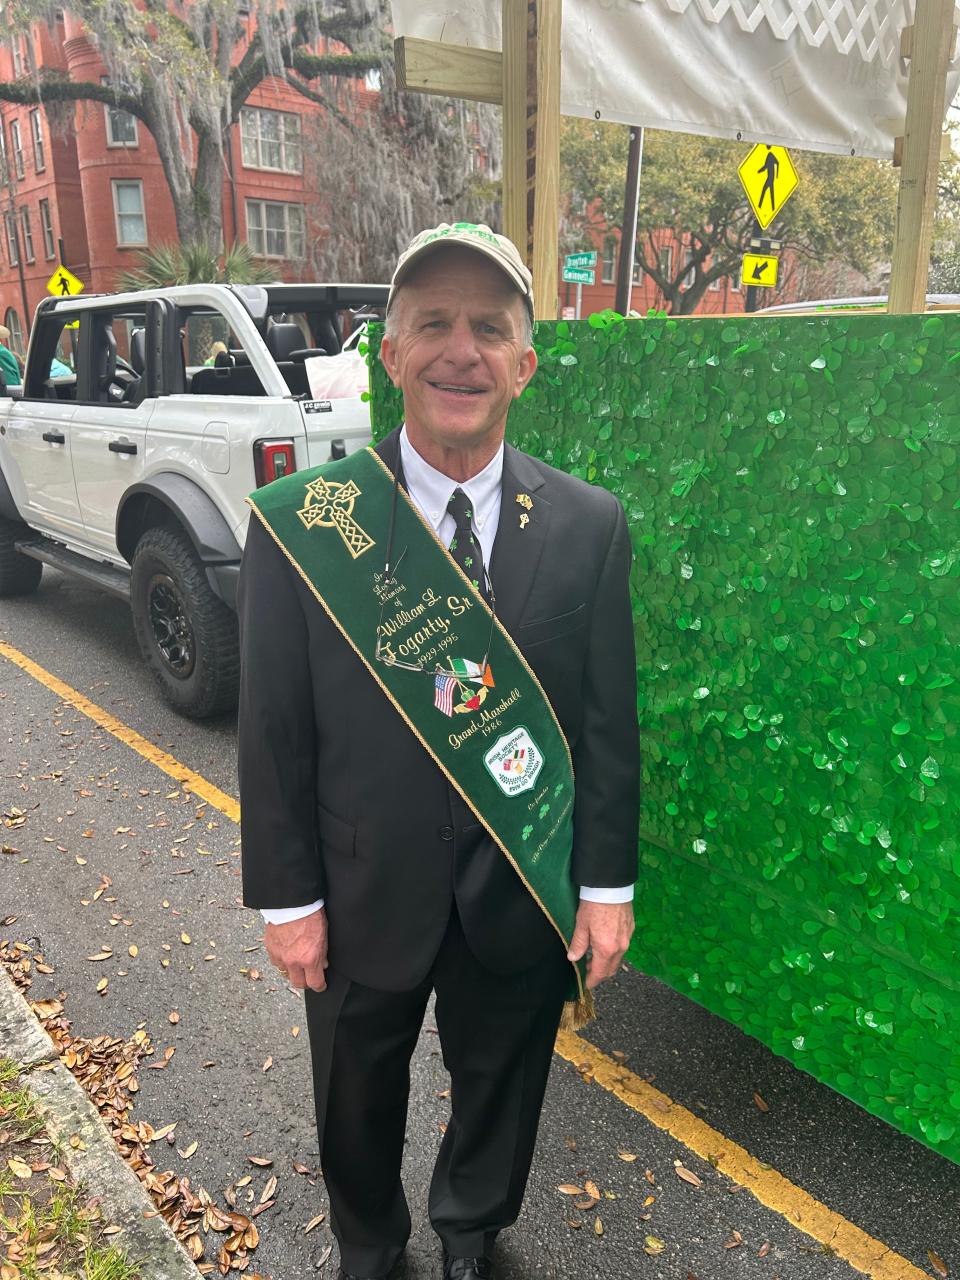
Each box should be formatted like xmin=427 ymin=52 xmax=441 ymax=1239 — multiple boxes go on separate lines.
xmin=531 ymin=0 xmax=561 ymax=319
xmin=396 ymin=0 xmax=563 ymax=319
xmin=887 ymin=1 xmax=956 ymax=314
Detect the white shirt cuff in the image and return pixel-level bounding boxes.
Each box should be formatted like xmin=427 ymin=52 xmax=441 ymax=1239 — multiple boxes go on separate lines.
xmin=261 ymin=900 xmax=324 ymax=924
xmin=579 ymin=884 xmax=634 ymax=904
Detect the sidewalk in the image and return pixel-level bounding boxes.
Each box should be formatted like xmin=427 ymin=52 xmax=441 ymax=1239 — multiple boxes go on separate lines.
xmin=0 ymin=954 xmax=202 ymax=1280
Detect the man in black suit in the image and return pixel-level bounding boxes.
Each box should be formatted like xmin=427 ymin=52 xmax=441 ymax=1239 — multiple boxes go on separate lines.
xmin=238 ymin=223 xmax=639 ymax=1280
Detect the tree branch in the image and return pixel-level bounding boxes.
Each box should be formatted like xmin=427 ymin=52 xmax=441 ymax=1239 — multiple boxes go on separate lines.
xmin=0 ymin=73 xmax=144 ymax=121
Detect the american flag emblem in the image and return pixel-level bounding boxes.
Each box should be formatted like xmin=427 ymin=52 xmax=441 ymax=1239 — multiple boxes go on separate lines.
xmin=434 ymin=673 xmax=458 ymax=717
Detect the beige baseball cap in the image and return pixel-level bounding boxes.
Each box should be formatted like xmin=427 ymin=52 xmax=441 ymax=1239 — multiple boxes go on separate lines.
xmin=388 ymin=221 xmax=533 ymax=315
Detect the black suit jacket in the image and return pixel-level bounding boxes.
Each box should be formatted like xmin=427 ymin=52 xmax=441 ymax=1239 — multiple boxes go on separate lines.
xmin=238 ymin=428 xmax=640 ymax=990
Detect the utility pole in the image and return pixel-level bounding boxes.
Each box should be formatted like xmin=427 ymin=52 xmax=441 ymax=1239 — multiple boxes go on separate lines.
xmin=614 ymin=126 xmax=644 ymax=316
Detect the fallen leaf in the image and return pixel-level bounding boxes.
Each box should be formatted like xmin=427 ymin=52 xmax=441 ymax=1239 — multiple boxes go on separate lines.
xmin=304 ymin=1213 xmax=325 ymax=1234
xmin=181 ymin=932 xmax=191 ymax=944
xmin=643 ymin=1236 xmax=665 ymax=1256
xmin=753 ymin=1091 xmax=770 ymax=1112
xmin=617 ymin=1149 xmax=637 ymax=1162
xmin=594 ymin=1216 xmax=603 ymax=1236
xmin=262 ymin=1056 xmax=273 ymax=1072
xmin=291 ymin=1025 xmax=300 ymax=1038
xmin=557 ymin=1184 xmax=583 ymax=1195
xmin=563 ymin=1135 xmax=577 ymax=1152
xmin=96 ymin=977 xmax=109 ymax=994
xmin=151 ymin=1123 xmax=177 ymax=1141
xmin=644 ymin=1168 xmax=656 ymax=1185
xmin=293 ymin=1161 xmax=311 ymax=1175
xmin=169 ymin=1011 xmax=180 ymax=1024
xmin=248 ymin=1156 xmax=273 ymax=1167
xmin=128 ymin=945 xmax=139 ymax=958
xmin=86 ymin=950 xmax=113 ymax=961
xmin=928 ymin=1250 xmax=949 ymax=1278
xmin=584 ymin=1179 xmax=600 ymax=1199
xmin=723 ymin=1230 xmax=743 ymax=1249
xmin=179 ymin=1141 xmax=199 ymax=1159
xmin=318 ymin=1244 xmax=333 ymax=1266
xmin=758 ymin=1242 xmax=770 ymax=1258
xmin=674 ymin=1163 xmax=702 ymax=1187
xmin=574 ymin=1194 xmax=599 ymax=1211
xmin=261 ymin=1175 xmax=278 ymax=1203
xmin=7 ymin=1157 xmax=32 ymax=1178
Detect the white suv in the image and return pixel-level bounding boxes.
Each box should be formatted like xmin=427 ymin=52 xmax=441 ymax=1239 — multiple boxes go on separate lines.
xmin=0 ymin=282 xmax=387 ymax=718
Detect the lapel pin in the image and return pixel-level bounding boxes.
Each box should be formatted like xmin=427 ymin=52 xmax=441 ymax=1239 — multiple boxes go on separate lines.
xmin=516 ymin=492 xmax=533 ymax=511
xmin=519 ymin=513 xmax=530 ymax=530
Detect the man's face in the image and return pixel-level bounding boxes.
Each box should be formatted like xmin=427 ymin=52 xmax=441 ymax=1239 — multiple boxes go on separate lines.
xmin=380 ymin=247 xmax=537 ymax=457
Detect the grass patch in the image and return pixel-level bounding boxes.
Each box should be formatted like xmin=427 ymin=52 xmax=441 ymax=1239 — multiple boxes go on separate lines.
xmin=0 ymin=1056 xmax=140 ymax=1279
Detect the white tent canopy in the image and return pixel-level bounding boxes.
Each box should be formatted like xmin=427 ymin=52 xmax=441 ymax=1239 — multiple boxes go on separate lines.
xmin=389 ymin=0 xmax=960 ymax=159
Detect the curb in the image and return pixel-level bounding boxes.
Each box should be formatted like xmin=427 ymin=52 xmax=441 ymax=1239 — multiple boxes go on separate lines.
xmin=0 ymin=963 xmax=203 ymax=1280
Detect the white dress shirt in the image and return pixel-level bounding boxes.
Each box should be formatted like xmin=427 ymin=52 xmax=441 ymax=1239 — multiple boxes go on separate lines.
xmin=261 ymin=427 xmax=634 ymax=924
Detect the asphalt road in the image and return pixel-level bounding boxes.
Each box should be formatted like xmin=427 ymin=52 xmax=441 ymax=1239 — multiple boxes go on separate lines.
xmin=1 ymin=567 xmax=958 ymax=1280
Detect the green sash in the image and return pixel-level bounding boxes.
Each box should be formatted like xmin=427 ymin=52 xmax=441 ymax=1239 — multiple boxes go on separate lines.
xmin=248 ymin=447 xmax=593 ymax=1026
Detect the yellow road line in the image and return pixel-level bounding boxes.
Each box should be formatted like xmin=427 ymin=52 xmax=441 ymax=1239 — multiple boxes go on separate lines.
xmin=0 ymin=641 xmax=240 ymax=823
xmin=1 ymin=638 xmax=928 ymax=1279
xmin=554 ymin=1029 xmax=927 ymax=1280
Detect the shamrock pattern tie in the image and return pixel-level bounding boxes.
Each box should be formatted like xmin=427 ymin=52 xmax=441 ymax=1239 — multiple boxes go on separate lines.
xmin=447 ymin=487 xmax=490 ymax=602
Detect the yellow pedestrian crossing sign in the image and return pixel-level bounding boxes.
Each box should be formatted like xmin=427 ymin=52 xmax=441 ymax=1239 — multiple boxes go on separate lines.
xmin=741 ymin=253 xmax=779 ymax=289
xmin=738 ymin=144 xmax=799 ymax=230
xmin=47 ymin=264 xmax=84 ymax=297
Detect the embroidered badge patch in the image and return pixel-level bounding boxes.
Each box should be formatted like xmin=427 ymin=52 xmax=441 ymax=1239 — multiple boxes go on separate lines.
xmin=484 ymin=727 xmax=544 ymax=796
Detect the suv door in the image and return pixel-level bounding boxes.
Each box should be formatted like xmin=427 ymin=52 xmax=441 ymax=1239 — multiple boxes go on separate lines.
xmin=69 ymin=303 xmax=158 ymax=556
xmin=4 ymin=309 xmax=84 ymax=541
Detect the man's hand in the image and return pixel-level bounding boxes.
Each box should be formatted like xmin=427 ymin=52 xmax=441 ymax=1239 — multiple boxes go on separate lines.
xmin=567 ymin=900 xmax=634 ymax=990
xmin=264 ymin=909 xmax=329 ymax=992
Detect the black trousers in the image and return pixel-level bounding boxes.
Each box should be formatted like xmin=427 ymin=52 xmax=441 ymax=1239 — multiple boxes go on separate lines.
xmin=304 ymin=907 xmax=570 ymax=1278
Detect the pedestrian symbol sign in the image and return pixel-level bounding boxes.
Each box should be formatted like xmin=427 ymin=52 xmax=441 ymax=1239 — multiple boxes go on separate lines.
xmin=741 ymin=253 xmax=779 ymax=289
xmin=738 ymin=144 xmax=798 ymax=230
xmin=47 ymin=265 xmax=84 ymax=297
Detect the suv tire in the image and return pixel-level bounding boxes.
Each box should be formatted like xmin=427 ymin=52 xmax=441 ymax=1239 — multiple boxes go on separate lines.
xmin=0 ymin=517 xmax=43 ymax=596
xmin=130 ymin=526 xmax=239 ymax=719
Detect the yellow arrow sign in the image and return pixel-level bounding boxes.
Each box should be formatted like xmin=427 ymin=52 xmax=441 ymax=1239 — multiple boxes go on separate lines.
xmin=738 ymin=144 xmax=798 ymax=230
xmin=46 ymin=264 xmax=84 ymax=297
xmin=741 ymin=253 xmax=779 ymax=289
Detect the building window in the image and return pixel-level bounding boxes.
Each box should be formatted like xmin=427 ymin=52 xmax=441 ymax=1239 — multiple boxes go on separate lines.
xmin=657 ymin=245 xmax=673 ymax=282
xmin=39 ymin=198 xmax=54 ymax=259
xmin=5 ymin=308 xmax=23 ymax=353
xmin=10 ymin=39 xmax=22 ymax=78
xmin=631 ymin=248 xmax=643 ymax=285
xmin=20 ymin=207 xmax=34 ymax=262
xmin=682 ymin=250 xmax=696 ymax=290
xmin=240 ymin=108 xmax=302 ymax=174
xmin=30 ymin=109 xmax=44 ymax=172
xmin=4 ymin=213 xmax=18 ymax=266
xmin=364 ymin=67 xmax=382 ymax=92
xmin=245 ymin=199 xmax=305 ymax=259
xmin=10 ymin=120 xmax=24 ymax=180
xmin=0 ymin=128 xmax=8 ymax=186
xmin=24 ymin=35 xmax=35 ymax=75
xmin=730 ymin=274 xmax=741 ymax=293
xmin=601 ymin=236 xmax=616 ymax=285
xmin=103 ymin=78 xmax=139 ymax=147
xmin=112 ymin=179 xmax=147 ymax=246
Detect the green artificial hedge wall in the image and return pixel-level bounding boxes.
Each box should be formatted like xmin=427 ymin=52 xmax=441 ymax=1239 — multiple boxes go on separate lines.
xmin=367 ymin=310 xmax=960 ymax=1164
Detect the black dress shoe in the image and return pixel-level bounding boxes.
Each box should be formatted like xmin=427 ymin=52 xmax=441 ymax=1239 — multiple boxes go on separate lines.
xmin=337 ymin=1269 xmax=393 ymax=1280
xmin=442 ymin=1254 xmax=494 ymax=1280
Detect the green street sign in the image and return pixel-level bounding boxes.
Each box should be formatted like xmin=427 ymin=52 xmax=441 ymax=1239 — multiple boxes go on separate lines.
xmin=562 ymin=266 xmax=595 ymax=284
xmin=564 ymin=251 xmax=598 ymax=269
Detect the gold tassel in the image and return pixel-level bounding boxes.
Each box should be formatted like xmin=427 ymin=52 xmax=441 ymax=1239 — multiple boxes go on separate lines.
xmin=559 ymin=989 xmax=596 ymax=1031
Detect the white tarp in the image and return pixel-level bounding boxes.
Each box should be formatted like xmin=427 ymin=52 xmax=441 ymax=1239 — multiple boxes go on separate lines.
xmin=390 ymin=0 xmax=960 ymax=159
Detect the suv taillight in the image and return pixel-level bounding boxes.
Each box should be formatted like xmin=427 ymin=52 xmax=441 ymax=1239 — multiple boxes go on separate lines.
xmin=254 ymin=439 xmax=297 ymax=488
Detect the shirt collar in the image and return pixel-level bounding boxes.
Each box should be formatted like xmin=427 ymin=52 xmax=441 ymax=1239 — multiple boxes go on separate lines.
xmin=398 ymin=425 xmax=504 ymax=534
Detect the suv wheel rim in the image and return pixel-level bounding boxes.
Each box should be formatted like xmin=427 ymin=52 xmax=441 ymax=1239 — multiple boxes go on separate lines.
xmin=148 ymin=574 xmax=196 ymax=679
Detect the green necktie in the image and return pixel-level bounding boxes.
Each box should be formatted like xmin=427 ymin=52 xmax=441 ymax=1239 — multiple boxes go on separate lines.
xmin=447 ymin=487 xmax=490 ymax=603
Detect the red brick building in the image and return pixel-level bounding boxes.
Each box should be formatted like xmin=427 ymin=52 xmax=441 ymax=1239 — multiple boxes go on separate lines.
xmin=0 ymin=9 xmax=375 ymax=357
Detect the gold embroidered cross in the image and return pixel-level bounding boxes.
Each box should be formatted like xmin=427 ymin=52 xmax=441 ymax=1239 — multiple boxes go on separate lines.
xmin=297 ymin=477 xmax=374 ymax=559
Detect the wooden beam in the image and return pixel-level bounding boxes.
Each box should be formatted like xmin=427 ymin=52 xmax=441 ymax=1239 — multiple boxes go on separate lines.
xmin=501 ymin=0 xmax=528 ymax=258
xmin=892 ymin=130 xmax=953 ymax=166
xmin=531 ymin=0 xmax=561 ymax=319
xmin=394 ymin=37 xmax=503 ymax=105
xmin=888 ymin=1 xmax=956 ymax=314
